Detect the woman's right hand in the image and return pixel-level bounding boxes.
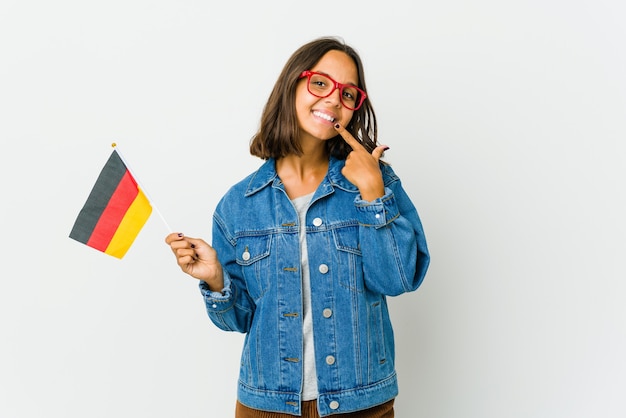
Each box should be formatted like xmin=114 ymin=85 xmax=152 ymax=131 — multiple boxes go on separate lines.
xmin=165 ymin=233 xmax=224 ymax=293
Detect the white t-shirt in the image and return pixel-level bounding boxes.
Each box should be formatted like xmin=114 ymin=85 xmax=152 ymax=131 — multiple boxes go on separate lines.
xmin=291 ymin=192 xmax=318 ymax=401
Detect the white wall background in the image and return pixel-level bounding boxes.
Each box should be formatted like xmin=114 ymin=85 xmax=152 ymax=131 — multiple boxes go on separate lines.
xmin=1 ymin=1 xmax=624 ymax=417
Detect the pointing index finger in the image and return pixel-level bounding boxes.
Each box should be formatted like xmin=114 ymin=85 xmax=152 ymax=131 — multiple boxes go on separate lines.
xmin=334 ymin=123 xmax=363 ymax=150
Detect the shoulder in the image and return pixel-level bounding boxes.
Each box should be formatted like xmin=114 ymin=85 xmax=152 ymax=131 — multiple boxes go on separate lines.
xmin=216 ymin=159 xmax=276 ymax=209
xmin=380 ymin=161 xmax=400 ymax=186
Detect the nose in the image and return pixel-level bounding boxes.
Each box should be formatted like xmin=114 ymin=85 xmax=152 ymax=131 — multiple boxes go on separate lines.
xmin=324 ymin=87 xmax=342 ymax=108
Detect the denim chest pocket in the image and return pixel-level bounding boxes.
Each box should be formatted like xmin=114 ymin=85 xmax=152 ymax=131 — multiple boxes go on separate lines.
xmin=236 ymin=235 xmax=272 ymax=299
xmin=332 ymin=225 xmax=364 ymax=292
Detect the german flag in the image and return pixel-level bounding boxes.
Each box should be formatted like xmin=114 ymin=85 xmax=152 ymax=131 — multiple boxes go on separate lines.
xmin=70 ymin=149 xmax=152 ymax=258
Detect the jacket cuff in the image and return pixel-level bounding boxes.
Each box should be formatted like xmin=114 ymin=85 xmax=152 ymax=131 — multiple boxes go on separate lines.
xmin=354 ymin=187 xmax=399 ymax=228
xmin=198 ymin=270 xmax=235 ymax=313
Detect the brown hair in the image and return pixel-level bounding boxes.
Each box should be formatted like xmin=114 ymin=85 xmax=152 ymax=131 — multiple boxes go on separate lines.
xmin=249 ymin=36 xmax=378 ymax=160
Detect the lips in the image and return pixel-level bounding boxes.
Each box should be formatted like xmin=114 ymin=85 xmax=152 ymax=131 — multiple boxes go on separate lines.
xmin=312 ymin=110 xmax=336 ymax=123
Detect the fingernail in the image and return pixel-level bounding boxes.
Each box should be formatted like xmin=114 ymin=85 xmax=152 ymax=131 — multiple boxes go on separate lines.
xmin=383 ymin=146 xmax=390 ymax=151
xmin=190 ymin=244 xmax=196 ymax=249
xmin=177 ymin=233 xmax=183 ymax=237
xmin=334 ymin=123 xmax=340 ymax=129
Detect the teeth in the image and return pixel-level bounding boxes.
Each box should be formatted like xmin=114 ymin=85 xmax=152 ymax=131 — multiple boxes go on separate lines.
xmin=313 ymin=111 xmax=335 ymax=122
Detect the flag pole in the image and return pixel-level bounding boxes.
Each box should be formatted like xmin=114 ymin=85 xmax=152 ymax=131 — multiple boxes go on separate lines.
xmin=111 ymin=143 xmax=172 ymax=233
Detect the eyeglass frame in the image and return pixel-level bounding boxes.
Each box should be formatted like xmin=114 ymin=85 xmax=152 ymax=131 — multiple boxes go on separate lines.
xmin=298 ymin=70 xmax=368 ymax=111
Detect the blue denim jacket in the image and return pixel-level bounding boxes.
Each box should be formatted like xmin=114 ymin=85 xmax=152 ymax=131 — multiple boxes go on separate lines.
xmin=199 ymin=156 xmax=429 ymax=416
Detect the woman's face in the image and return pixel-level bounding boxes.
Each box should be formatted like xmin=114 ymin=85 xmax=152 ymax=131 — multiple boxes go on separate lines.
xmin=295 ymin=50 xmax=358 ymax=145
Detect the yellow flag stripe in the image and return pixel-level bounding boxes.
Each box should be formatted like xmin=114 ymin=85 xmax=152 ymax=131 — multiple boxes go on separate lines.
xmin=104 ymin=189 xmax=152 ymax=259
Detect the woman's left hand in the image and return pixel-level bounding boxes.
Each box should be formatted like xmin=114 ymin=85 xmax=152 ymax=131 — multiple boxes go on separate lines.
xmin=334 ymin=122 xmax=388 ymax=201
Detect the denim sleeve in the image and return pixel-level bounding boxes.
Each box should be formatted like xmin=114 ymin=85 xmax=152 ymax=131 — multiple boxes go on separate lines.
xmin=197 ymin=211 xmax=255 ymax=333
xmin=354 ymin=174 xmax=430 ymax=296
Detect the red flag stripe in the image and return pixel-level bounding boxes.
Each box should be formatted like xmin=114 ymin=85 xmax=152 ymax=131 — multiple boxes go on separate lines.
xmin=86 ymin=170 xmax=140 ymax=251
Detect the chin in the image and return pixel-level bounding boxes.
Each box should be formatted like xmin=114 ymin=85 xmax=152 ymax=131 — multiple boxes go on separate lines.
xmin=303 ymin=127 xmax=336 ymax=142
xmin=318 ymin=133 xmax=338 ymax=142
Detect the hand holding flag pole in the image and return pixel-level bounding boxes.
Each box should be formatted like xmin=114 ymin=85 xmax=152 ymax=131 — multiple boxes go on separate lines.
xmin=69 ymin=143 xmax=171 ymax=259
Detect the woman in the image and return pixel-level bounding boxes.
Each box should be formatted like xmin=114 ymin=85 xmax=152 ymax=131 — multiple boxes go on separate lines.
xmin=166 ymin=36 xmax=430 ymax=417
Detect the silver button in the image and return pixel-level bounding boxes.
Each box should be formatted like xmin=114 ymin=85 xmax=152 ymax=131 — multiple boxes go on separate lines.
xmin=313 ymin=217 xmax=323 ymax=226
xmin=322 ymin=308 xmax=332 ymax=318
xmin=212 ymin=304 xmax=217 ymax=309
xmin=329 ymin=401 xmax=339 ymax=410
xmin=242 ymin=251 xmax=250 ymax=261
xmin=318 ymin=264 xmax=329 ymax=274
xmin=325 ymin=355 xmax=335 ymax=365
xmin=375 ymin=213 xmax=381 ymax=219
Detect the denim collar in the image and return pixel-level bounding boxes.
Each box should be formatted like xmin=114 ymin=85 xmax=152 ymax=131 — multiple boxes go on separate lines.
xmin=244 ymin=156 xmax=358 ymax=197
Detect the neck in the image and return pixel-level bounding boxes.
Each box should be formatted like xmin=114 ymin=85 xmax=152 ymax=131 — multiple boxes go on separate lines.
xmin=275 ymin=146 xmax=329 ymax=199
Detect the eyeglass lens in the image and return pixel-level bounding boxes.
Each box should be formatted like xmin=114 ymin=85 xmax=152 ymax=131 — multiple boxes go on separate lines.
xmin=307 ymin=73 xmax=362 ymax=110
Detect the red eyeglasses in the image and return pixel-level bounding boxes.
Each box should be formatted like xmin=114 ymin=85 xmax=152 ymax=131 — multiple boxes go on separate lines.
xmin=299 ymin=70 xmax=367 ymax=111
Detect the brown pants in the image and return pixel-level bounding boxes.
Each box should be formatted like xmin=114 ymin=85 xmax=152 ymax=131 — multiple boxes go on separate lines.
xmin=235 ymin=399 xmax=394 ymax=418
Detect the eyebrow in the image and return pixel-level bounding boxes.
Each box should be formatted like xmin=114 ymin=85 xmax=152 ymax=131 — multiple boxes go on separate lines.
xmin=316 ymin=70 xmax=358 ymax=87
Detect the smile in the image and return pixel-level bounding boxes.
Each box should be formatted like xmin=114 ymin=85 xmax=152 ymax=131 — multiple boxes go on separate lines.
xmin=313 ymin=110 xmax=336 ymax=123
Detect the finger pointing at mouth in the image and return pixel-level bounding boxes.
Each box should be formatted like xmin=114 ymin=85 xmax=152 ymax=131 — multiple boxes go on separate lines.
xmin=334 ymin=122 xmax=363 ymax=150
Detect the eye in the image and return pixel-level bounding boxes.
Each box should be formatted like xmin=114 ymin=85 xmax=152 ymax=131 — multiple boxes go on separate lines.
xmin=310 ymin=74 xmax=329 ymax=87
xmin=342 ymin=87 xmax=358 ymax=102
